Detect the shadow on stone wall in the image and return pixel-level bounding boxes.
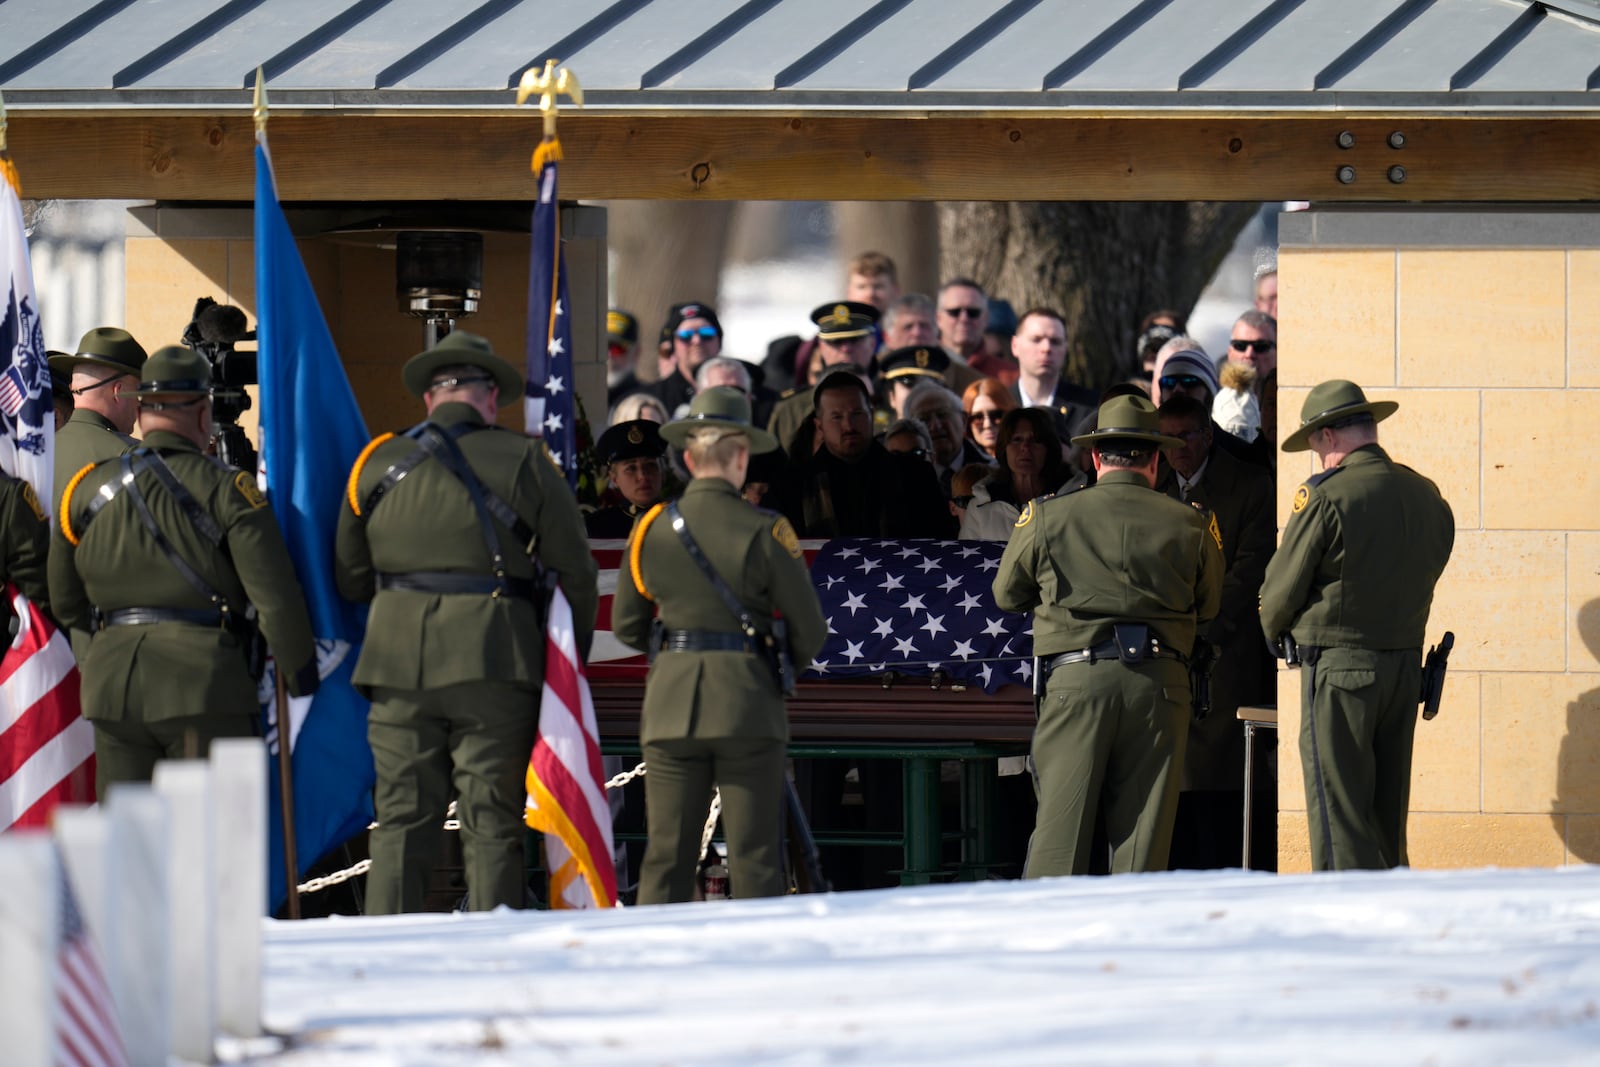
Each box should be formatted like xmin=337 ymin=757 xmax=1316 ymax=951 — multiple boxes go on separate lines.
xmin=1555 ymin=598 xmax=1600 ymax=863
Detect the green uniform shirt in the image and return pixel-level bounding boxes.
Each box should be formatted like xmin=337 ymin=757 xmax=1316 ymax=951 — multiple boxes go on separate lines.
xmin=335 ymin=402 xmax=598 ymax=693
xmin=1260 ymin=443 xmax=1454 ymax=650
xmin=53 ymin=409 xmax=133 ymax=515
xmin=611 ymin=477 xmax=827 ymax=744
xmin=49 ymin=430 xmax=318 ymax=721
xmin=0 ymin=471 xmax=49 ymax=607
xmin=992 ymin=469 xmax=1224 ymax=657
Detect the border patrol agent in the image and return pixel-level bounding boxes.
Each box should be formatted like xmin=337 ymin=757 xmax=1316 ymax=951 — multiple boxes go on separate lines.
xmin=993 ymin=395 xmax=1223 ymax=876
xmin=1260 ymin=380 xmax=1454 ymax=871
xmin=336 ymin=330 xmax=597 ymax=913
xmin=611 ymin=387 xmax=827 ymax=903
xmin=0 ymin=465 xmax=49 ymax=609
xmin=50 ymin=345 xmax=319 ymax=799
xmin=49 ymin=327 xmax=147 ymax=513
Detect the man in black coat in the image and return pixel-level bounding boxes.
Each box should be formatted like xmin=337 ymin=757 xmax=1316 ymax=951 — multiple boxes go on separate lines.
xmin=1157 ymin=395 xmax=1277 ymax=869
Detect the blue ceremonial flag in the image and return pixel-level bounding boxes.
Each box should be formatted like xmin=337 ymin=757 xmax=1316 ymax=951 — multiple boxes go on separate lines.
xmin=804 ymin=538 xmax=1034 ymax=692
xmin=254 ymin=136 xmax=375 ymax=912
xmin=525 ymin=145 xmax=577 ymax=485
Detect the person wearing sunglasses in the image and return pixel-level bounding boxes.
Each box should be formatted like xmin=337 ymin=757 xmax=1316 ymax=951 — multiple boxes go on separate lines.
xmin=959 ymin=407 xmax=1078 ymax=542
xmin=961 ymin=377 xmax=1018 ymax=460
xmin=1228 ymin=309 xmax=1277 ymax=378
xmin=1152 ymin=339 xmax=1272 ymax=472
xmin=647 ymin=302 xmax=724 ymax=419
xmin=936 ymin=278 xmax=989 ymax=364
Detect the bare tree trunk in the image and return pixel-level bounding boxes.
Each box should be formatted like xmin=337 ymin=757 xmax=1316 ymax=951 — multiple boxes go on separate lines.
xmin=834 ymin=202 xmax=941 ymax=297
xmin=607 ymin=200 xmax=737 ymax=383
xmin=939 ymin=202 xmax=1258 ymax=389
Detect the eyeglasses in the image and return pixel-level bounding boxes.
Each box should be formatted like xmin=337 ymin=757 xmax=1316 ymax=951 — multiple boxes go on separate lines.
xmin=1158 ymin=375 xmax=1205 ymax=391
xmin=1230 ymin=338 xmax=1275 ymax=353
xmin=942 ymin=306 xmax=984 ymax=319
xmin=676 ymin=326 xmax=719 ymax=342
xmin=969 ymin=411 xmax=1005 ymax=424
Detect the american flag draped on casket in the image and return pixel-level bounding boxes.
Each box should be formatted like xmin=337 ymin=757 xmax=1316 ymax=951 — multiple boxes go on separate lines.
xmin=589 ymin=537 xmax=1034 ymax=693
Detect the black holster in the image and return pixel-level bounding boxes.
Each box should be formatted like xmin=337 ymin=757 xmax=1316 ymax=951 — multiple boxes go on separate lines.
xmin=647 ymin=618 xmax=665 ymax=663
xmin=1188 ymin=638 xmax=1217 ymax=722
xmin=240 ymin=617 xmax=268 ymax=683
xmin=1111 ymin=623 xmax=1151 ymax=665
xmin=764 ymin=617 xmax=797 ymax=698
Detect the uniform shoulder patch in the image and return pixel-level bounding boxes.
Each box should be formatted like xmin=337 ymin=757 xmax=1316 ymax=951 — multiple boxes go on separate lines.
xmin=1015 ymin=499 xmax=1035 ymax=528
xmin=772 ymin=515 xmax=802 ymax=559
xmin=18 ymin=482 xmax=44 ymax=523
xmin=1292 ymin=485 xmax=1310 ymax=514
xmin=1207 ymin=510 xmax=1222 ymax=550
xmin=233 ymin=470 xmax=268 ymax=509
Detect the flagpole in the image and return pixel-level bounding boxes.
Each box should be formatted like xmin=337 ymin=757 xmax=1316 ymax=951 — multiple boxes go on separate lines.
xmin=253 ymin=67 xmax=303 ymax=920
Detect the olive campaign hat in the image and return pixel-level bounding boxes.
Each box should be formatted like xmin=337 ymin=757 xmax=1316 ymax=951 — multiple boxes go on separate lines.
xmin=810 ymin=300 xmax=880 ymax=341
xmin=402 ymin=330 xmax=524 ymax=399
xmin=595 ymin=419 xmax=666 ymax=466
xmin=134 ymin=345 xmax=213 ymax=401
xmin=1070 ymin=394 xmax=1184 ymax=449
xmin=1281 ymin=379 xmax=1397 ymax=453
xmin=48 ymin=327 xmax=148 ymax=378
xmin=659 ymin=385 xmax=777 ymax=453
xmin=879 ymin=345 xmax=950 ymax=383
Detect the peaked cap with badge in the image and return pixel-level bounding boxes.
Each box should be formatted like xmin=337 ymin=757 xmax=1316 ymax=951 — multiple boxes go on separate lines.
xmin=1070 ymin=394 xmax=1185 ymax=450
xmin=660 ymin=385 xmax=777 ymax=453
xmin=48 ymin=327 xmax=148 ymax=379
xmin=1280 ymin=379 xmax=1398 ymax=453
xmin=879 ymin=345 xmax=951 ymax=382
xmin=401 ymin=330 xmax=524 ymax=399
xmin=810 ymin=300 xmax=880 ymax=341
xmin=596 ymin=419 xmax=666 ymax=467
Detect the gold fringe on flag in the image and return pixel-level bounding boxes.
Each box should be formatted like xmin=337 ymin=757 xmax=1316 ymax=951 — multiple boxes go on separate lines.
xmin=0 ymin=157 xmax=18 ymax=197
xmin=531 ymin=136 xmax=563 ymax=175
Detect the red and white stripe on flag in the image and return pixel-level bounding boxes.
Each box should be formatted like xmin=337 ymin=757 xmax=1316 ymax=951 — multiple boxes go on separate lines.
xmin=525 ymin=582 xmax=617 ymax=909
xmin=0 ymin=584 xmax=92 ymax=830
xmin=54 ymin=845 xmax=127 ymax=1067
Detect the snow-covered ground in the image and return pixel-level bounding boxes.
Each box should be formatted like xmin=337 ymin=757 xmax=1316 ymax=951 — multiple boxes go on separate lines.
xmin=226 ymin=866 xmax=1600 ymax=1065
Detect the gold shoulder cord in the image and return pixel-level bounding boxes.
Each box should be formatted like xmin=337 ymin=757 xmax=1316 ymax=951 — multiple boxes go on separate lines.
xmin=345 ymin=433 xmax=395 ymax=517
xmin=58 ymin=463 xmax=97 ymax=546
xmin=628 ymin=502 xmax=667 ymax=601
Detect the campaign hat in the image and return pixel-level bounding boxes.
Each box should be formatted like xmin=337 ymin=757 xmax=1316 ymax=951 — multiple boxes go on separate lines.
xmin=1281 ymin=379 xmax=1397 ymax=453
xmin=49 ymin=327 xmax=148 ymax=378
xmin=1070 ymin=394 xmax=1184 ymax=449
xmin=134 ymin=345 xmax=212 ymax=401
xmin=401 ymin=330 xmax=523 ymax=399
xmin=659 ymin=385 xmax=776 ymax=453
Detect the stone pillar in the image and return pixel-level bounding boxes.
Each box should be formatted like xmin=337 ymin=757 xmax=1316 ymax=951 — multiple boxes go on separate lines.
xmin=1276 ymin=206 xmax=1600 ymax=872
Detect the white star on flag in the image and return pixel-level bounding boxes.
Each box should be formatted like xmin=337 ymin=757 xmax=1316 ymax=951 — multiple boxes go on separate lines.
xmin=979 ymin=663 xmax=993 ymax=686
xmin=893 ymin=635 xmax=919 ymax=656
xmin=547 ymin=373 xmax=565 ymax=395
xmin=880 ymin=572 xmax=904 ymax=591
xmin=982 ymin=616 xmax=1008 ymax=637
xmin=544 ymin=412 xmax=563 ymax=435
xmin=901 ymin=593 xmax=926 ymax=613
xmin=920 ymin=614 xmax=947 ymax=639
xmin=951 ymin=638 xmax=977 ymax=659
xmin=858 ymin=557 xmax=881 ymax=574
xmin=841 ymin=639 xmax=865 ymax=663
xmin=917 ymin=556 xmax=941 ymax=574
xmin=959 ymin=545 xmax=982 ymax=558
xmin=1016 ymin=660 xmax=1033 ymax=682
xmin=980 ymin=557 xmax=1000 ymax=571
xmin=837 ymin=546 xmax=860 ymax=559
xmin=823 ymin=575 xmax=842 ymax=590
xmin=896 ymin=545 xmax=921 ymax=560
xmin=872 ymin=617 xmax=895 ymax=638
xmin=840 ymin=591 xmax=867 ymax=615
xmin=553 ymin=298 xmax=564 ymax=317
xmin=941 ymin=574 xmax=963 ymax=592
xmin=549 ymin=448 xmax=564 ymax=467
xmin=547 ymin=336 xmax=565 ymax=358
xmin=958 ymin=592 xmax=983 ymax=613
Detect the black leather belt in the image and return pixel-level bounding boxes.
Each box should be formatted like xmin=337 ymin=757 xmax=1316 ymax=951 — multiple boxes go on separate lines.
xmin=661 ymin=630 xmax=754 ymax=653
xmin=1042 ymin=638 xmax=1184 ymax=674
xmin=101 ymin=606 xmax=228 ymax=629
xmin=377 ymin=571 xmax=536 ymax=599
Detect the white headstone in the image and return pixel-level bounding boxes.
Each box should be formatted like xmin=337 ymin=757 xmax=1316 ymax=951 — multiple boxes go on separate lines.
xmin=52 ymin=805 xmax=108 ymax=942
xmin=154 ymin=760 xmax=216 ymax=1064
xmin=105 ymin=784 xmax=172 ymax=1066
xmin=209 ymin=738 xmax=265 ymax=1038
xmin=0 ymin=833 xmax=60 ymax=1067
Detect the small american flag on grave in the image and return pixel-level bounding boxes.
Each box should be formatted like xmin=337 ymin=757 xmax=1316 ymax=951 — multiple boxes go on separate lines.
xmin=804 ymin=538 xmax=1033 ymax=693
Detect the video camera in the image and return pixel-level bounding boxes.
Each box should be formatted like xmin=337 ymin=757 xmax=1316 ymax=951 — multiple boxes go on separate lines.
xmin=181 ymin=297 xmax=258 ymax=472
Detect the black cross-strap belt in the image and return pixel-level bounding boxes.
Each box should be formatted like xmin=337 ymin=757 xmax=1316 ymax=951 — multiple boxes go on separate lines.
xmin=660 ymin=629 xmax=755 ymax=653
xmin=376 ymin=571 xmax=537 ymax=600
xmin=100 ymin=606 xmax=229 ymax=629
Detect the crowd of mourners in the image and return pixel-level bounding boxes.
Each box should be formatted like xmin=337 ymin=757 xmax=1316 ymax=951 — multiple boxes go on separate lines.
xmin=592 ymin=252 xmax=1285 ymax=887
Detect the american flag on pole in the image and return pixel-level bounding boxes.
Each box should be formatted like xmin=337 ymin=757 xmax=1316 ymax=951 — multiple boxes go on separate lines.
xmin=525 ymin=583 xmax=616 ymax=909
xmin=54 ymin=846 xmax=127 ymax=1067
xmin=524 ymin=139 xmax=576 ymax=485
xmin=0 ymin=142 xmax=91 ymax=831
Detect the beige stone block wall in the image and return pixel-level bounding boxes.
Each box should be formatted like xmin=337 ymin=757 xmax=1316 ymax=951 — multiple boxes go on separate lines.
xmin=1277 ymin=231 xmax=1600 ymax=872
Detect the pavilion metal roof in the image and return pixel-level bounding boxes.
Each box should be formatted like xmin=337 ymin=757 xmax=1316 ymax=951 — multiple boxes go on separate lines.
xmin=2 ymin=0 xmax=1598 ymax=116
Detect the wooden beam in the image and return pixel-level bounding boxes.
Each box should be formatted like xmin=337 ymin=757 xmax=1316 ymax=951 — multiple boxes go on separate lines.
xmin=8 ymin=113 xmax=1600 ymax=202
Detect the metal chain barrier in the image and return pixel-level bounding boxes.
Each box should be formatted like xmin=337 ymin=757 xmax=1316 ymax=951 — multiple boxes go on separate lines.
xmin=297 ymin=762 xmax=653 ymax=896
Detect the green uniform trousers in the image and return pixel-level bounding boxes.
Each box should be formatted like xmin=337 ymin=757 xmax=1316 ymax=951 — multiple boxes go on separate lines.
xmin=638 ymin=736 xmax=787 ymax=905
xmin=1025 ymin=657 xmax=1190 ymax=878
xmin=93 ymin=712 xmax=257 ymax=802
xmin=1299 ymin=646 xmax=1421 ymax=871
xmin=366 ymin=681 xmax=537 ymax=914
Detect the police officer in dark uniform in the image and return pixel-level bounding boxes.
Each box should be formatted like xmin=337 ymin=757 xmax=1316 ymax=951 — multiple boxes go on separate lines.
xmin=611 ymin=387 xmax=827 ymax=904
xmin=49 ymin=327 xmax=147 ymax=513
xmin=993 ymin=395 xmax=1224 ymax=876
xmin=335 ymin=330 xmax=597 ymax=913
xmin=50 ymin=345 xmax=319 ymax=798
xmin=585 ymin=419 xmax=667 ymax=539
xmin=1260 ymin=380 xmax=1454 ymax=871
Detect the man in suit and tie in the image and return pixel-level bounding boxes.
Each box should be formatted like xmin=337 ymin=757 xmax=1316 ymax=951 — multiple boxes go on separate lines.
xmin=1008 ymin=308 xmax=1099 ymax=448
xmin=1157 ymin=394 xmax=1278 ymax=869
